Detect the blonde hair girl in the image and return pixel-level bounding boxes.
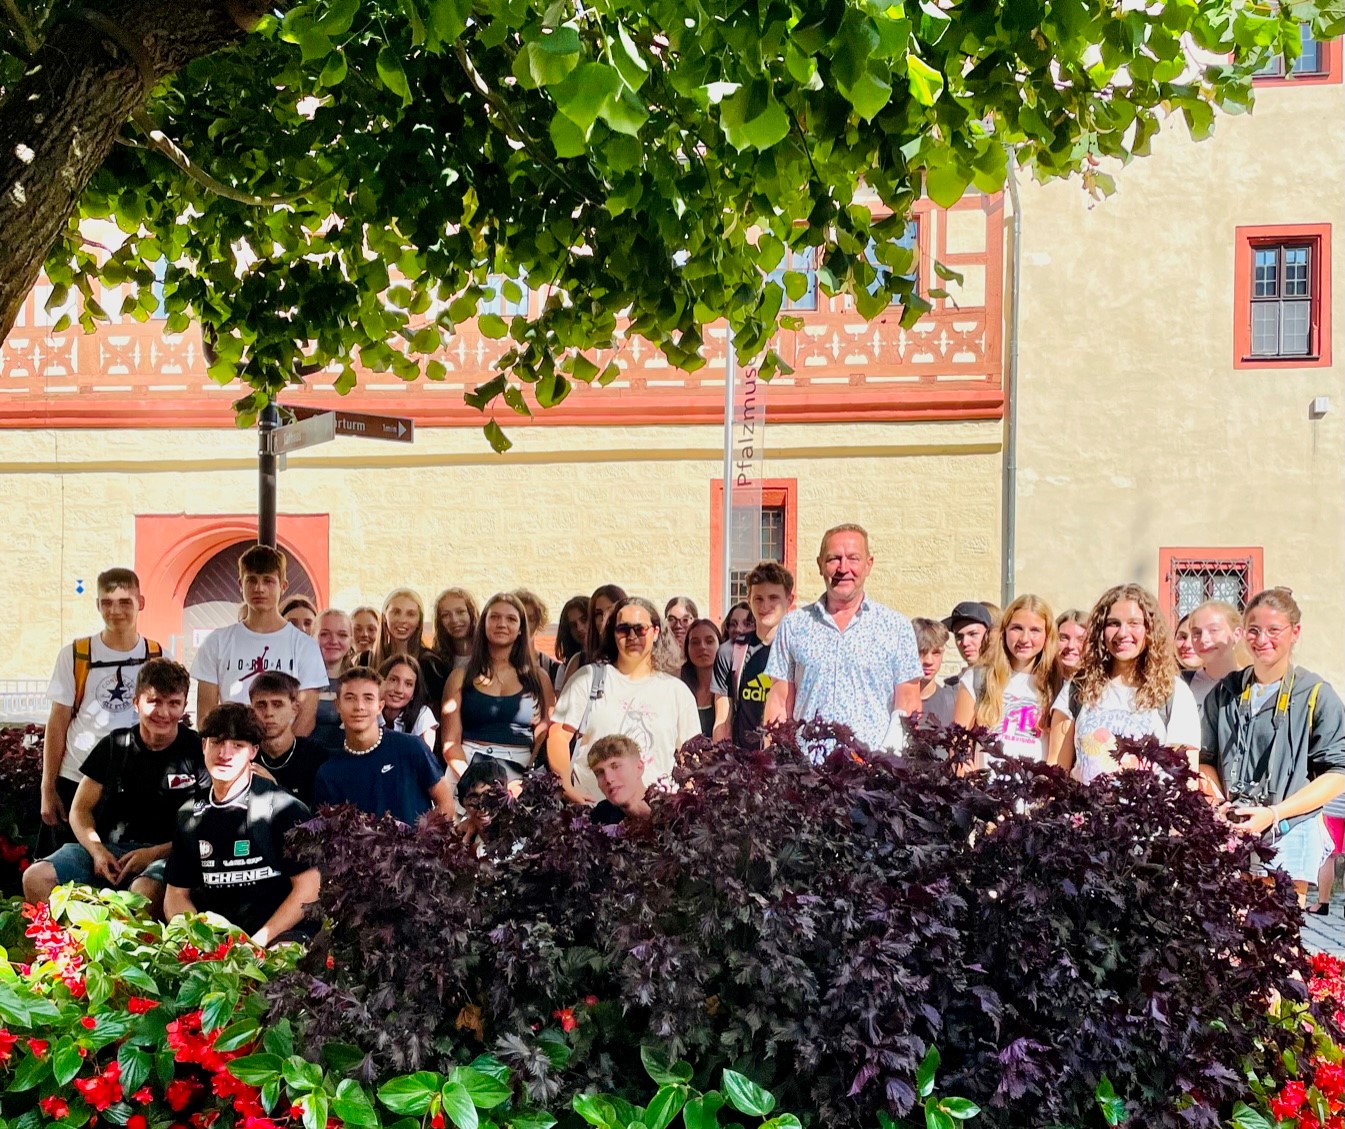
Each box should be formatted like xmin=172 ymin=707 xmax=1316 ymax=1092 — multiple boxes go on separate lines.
xmin=953 ymin=595 xmax=1060 ymax=765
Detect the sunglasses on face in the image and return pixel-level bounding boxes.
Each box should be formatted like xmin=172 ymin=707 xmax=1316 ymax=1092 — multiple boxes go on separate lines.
xmin=614 ymin=623 xmax=652 ymax=640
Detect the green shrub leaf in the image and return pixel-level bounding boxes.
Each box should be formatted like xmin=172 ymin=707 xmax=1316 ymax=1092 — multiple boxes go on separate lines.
xmin=378 ymin=1073 xmax=444 ymax=1116
xmin=721 ymin=1071 xmax=774 ymax=1118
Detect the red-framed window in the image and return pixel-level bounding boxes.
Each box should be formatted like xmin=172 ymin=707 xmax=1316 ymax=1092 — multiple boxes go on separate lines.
xmin=1159 ymin=547 xmax=1264 ymax=623
xmin=1253 ymin=25 xmax=1343 ymax=85
xmin=708 ymin=479 xmax=799 ymax=621
xmin=1233 ymin=224 xmax=1332 ymax=369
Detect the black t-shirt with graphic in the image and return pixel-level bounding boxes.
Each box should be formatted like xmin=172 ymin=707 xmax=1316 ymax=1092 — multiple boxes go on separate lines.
xmin=257 ymin=736 xmax=329 ymax=806
xmin=710 ymin=635 xmax=773 ymax=747
xmin=80 ymin=724 xmax=206 ymax=845
xmin=165 ymin=775 xmax=312 ymax=936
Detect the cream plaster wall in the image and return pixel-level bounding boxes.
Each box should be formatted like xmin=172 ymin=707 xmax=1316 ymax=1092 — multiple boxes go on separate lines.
xmin=0 ymin=419 xmax=1004 ymax=681
xmin=1013 ymin=82 xmax=1345 ymax=685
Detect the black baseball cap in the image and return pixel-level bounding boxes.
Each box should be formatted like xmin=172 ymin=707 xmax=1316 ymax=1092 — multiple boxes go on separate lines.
xmin=942 ymin=601 xmax=994 ymax=631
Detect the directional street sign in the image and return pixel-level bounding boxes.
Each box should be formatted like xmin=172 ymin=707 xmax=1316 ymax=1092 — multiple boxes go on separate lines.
xmin=288 ymin=404 xmax=415 ymax=443
xmin=267 ymin=410 xmax=336 ymax=456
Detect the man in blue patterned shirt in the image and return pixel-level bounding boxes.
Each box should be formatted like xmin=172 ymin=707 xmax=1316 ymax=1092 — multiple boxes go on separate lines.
xmin=763 ymin=524 xmax=922 ymax=751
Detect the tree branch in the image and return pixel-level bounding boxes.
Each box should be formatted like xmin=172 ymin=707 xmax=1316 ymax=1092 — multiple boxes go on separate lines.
xmin=129 ymin=109 xmax=336 ymax=207
xmin=0 ymin=0 xmax=39 ymax=56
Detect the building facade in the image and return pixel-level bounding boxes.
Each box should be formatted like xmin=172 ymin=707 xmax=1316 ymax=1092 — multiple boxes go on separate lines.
xmin=0 ymin=40 xmax=1340 ymax=700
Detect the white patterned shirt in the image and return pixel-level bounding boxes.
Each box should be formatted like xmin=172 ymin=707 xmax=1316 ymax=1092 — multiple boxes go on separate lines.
xmin=764 ymin=594 xmax=922 ymax=750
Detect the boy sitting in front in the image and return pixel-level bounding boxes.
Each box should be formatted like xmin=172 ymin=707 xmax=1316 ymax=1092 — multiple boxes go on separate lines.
xmin=588 ymin=735 xmax=652 ymax=825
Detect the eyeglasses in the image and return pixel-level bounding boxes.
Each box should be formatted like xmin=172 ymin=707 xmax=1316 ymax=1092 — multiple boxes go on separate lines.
xmin=1245 ymin=625 xmax=1290 ymax=641
xmin=666 ymin=615 xmax=694 ymax=628
xmin=614 ymin=623 xmax=652 ymax=639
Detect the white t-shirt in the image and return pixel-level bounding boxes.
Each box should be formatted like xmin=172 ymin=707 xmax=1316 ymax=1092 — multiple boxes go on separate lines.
xmin=1052 ymin=675 xmax=1201 ymax=784
xmin=958 ymin=669 xmax=1049 ymax=762
xmin=385 ymin=705 xmax=438 ymax=749
xmin=1188 ymin=670 xmax=1219 ymax=708
xmin=46 ymin=636 xmax=158 ymax=781
xmin=552 ymin=664 xmax=701 ymax=802
xmin=190 ymin=622 xmax=327 ymax=704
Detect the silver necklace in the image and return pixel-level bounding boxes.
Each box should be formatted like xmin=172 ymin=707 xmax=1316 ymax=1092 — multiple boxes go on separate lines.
xmin=344 ymin=729 xmax=384 ymax=756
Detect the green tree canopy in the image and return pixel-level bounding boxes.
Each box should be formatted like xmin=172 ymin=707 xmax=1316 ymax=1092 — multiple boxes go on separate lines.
xmin=0 ymin=0 xmax=1338 ymax=437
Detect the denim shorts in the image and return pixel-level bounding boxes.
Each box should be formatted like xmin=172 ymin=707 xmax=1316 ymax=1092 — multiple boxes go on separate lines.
xmin=42 ymin=841 xmax=168 ymax=887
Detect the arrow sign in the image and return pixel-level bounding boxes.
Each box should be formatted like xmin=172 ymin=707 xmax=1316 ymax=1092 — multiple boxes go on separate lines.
xmin=267 ymin=410 xmax=336 ymax=455
xmin=287 ymin=405 xmax=415 ymax=443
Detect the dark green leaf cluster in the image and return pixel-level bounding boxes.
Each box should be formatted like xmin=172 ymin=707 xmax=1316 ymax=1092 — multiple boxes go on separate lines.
xmin=273 ymin=721 xmax=1327 ymax=1129
xmin=8 ymin=0 xmax=1339 ymax=430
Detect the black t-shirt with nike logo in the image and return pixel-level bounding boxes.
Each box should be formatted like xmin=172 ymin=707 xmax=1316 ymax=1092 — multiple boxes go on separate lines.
xmin=711 ymin=635 xmax=774 ymax=748
xmin=80 ymin=724 xmax=206 ymax=846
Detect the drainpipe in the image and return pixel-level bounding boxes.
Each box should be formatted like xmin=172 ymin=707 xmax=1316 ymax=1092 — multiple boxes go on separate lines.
xmin=1001 ymin=147 xmax=1023 ymax=607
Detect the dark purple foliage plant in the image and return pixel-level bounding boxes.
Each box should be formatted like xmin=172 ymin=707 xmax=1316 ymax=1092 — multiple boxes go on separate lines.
xmin=273 ymin=719 xmax=1316 ymax=1129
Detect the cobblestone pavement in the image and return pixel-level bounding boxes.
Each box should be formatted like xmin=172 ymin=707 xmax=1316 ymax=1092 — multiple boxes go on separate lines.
xmin=1302 ymin=888 xmax=1344 ymax=956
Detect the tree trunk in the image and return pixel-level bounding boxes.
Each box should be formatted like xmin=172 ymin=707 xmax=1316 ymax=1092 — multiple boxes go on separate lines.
xmin=0 ymin=1 xmax=257 ymax=342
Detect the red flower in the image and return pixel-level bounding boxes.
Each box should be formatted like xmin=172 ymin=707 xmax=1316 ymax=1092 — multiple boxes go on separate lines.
xmin=583 ymin=995 xmax=599 ymax=1007
xmin=80 ymin=1017 xmax=97 ymax=1030
xmin=39 ymin=1096 xmax=70 ymax=1119
xmin=132 ymin=1087 xmax=154 ymax=1104
xmin=1316 ymin=1059 xmax=1345 ymax=1101
xmin=325 ymin=955 xmax=335 ymax=970
xmin=1300 ymin=1112 xmax=1322 ymax=1129
xmin=127 ymin=1116 xmax=148 ymax=1129
xmin=192 ymin=1110 xmax=221 ymax=1128
xmin=73 ymin=1076 xmax=119 ymax=1112
xmin=0 ymin=1029 xmax=14 ymax=1063
xmin=64 ymin=977 xmax=87 ymax=998
xmin=289 ymin=1105 xmax=305 ymax=1120
xmin=166 ymin=1078 xmax=201 ymax=1112
xmin=1270 ymin=1080 xmax=1309 ymax=1120
xmin=552 ymin=1008 xmax=577 ymax=1033
xmin=27 ymin=1038 xmax=49 ymax=1057
xmin=127 ymin=997 xmax=159 ymax=1014
xmin=178 ymin=944 xmax=201 ymax=962
xmin=430 ymin=1114 xmax=445 ymax=1129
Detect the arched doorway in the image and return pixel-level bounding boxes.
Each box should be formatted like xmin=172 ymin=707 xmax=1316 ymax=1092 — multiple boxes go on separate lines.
xmin=180 ymin=542 xmax=317 ymax=670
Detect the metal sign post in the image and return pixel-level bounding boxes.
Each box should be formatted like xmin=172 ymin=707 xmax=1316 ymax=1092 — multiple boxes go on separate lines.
xmin=256 ymin=405 xmax=415 ymax=545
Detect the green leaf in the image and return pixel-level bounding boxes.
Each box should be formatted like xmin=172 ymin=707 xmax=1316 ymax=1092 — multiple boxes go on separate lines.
xmin=440 ymin=1081 xmax=478 ymax=1129
xmin=376 ymin=46 xmax=412 ymax=104
xmin=906 ymin=56 xmax=945 ymax=105
xmin=378 ymin=1073 xmax=444 ymax=1116
xmin=571 ymin=1094 xmax=615 ymax=1129
xmin=8 ymin=1052 xmax=50 ymax=1093
xmin=283 ymin=1055 xmax=325 ymax=1092
xmin=1094 ymin=1076 xmax=1126 ymax=1127
xmin=508 ymin=1114 xmax=556 ymax=1129
xmin=263 ymin=1019 xmax=294 ymax=1059
xmin=611 ymin=23 xmax=649 ymax=91
xmin=643 ymin=1085 xmax=687 ymax=1129
xmin=1229 ymin=1103 xmax=1275 ymax=1129
xmin=720 ymin=85 xmax=790 ymax=152
xmin=682 ymin=1093 xmax=723 ymax=1129
xmin=924 ymin=162 xmax=970 ymax=208
xmin=923 ymin=1101 xmax=954 ymax=1129
xmin=721 ymin=1071 xmax=774 ymax=1118
xmin=333 ymin=1080 xmax=380 ymax=1129
xmin=843 ymin=69 xmax=892 ymax=121
xmin=639 ymin=1047 xmax=692 ymax=1087
xmin=535 ymin=372 xmax=570 ymax=407
xmin=117 ymin=1045 xmax=151 ymax=1096
xmin=426 ymin=0 xmax=471 ymax=48
xmin=524 ymin=29 xmax=580 ymax=87
xmin=478 ymin=314 xmax=508 ymax=339
xmin=322 ymin=1043 xmax=368 ymax=1075
xmin=549 ymin=113 xmax=587 ymax=158
xmin=932 ymin=260 xmax=964 ymax=285
xmin=317 ymin=0 xmax=360 ymax=36
xmin=451 ymin=1067 xmax=510 ymax=1109
xmin=553 ymin=63 xmax=623 ymax=131
xmin=301 ymin=1091 xmax=330 ymax=1129
xmin=53 ymin=1038 xmax=83 ymax=1087
xmin=916 ymin=1046 xmax=941 ymax=1099
xmin=215 ymin=1019 xmax=261 ymax=1053
xmin=481 ymin=418 xmax=510 ymax=452
xmin=201 ymin=989 xmax=236 ymax=1033
xmin=0 ymin=984 xmax=31 ymax=1025
xmin=319 ymin=51 xmax=349 ymax=87
xmin=937 ymin=1098 xmax=981 ymax=1122
xmin=228 ymin=1053 xmax=285 ymax=1088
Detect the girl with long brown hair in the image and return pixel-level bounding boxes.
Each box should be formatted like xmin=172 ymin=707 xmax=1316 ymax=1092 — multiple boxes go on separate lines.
xmin=441 ymin=592 xmax=554 ymax=781
xmin=953 ymin=595 xmax=1060 ymax=765
xmin=1048 ymin=583 xmax=1201 ymax=782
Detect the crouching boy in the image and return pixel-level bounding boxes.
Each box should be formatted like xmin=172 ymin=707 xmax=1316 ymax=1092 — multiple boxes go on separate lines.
xmin=164 ymin=703 xmax=319 ymax=947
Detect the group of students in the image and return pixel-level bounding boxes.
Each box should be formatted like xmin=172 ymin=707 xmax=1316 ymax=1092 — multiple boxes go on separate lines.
xmin=28 ymin=524 xmax=1345 ymax=944
xmin=911 ymin=586 xmax=1345 ymax=910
